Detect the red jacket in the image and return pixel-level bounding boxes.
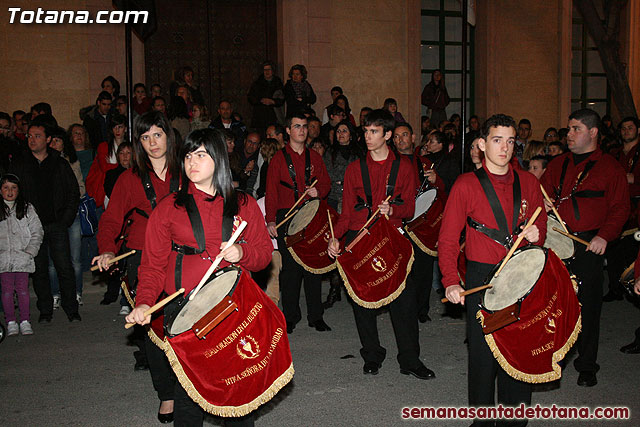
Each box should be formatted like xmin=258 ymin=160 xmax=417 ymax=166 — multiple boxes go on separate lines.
xmin=136 ymin=183 xmax=272 ymax=307
xmin=540 ymin=149 xmax=629 ymax=242
xmin=85 ymin=142 xmax=117 ymax=208
xmin=334 ymin=150 xmax=417 ymax=238
xmin=265 ymin=144 xmax=331 ymax=223
xmin=438 ymin=163 xmax=547 ymax=288
xmin=97 ymin=169 xmax=175 ymax=254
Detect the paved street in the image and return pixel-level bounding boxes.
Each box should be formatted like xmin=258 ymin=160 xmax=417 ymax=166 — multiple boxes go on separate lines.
xmin=1 ymin=273 xmax=638 ymax=426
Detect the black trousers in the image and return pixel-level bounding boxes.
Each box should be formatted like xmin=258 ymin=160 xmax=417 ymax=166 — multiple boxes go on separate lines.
xmin=33 ymin=222 xmax=79 ymax=316
xmin=275 ymin=209 xmax=324 ymax=325
xmin=410 ymin=242 xmax=435 ymax=318
xmin=347 ymin=230 xmax=422 ymax=370
xmin=466 ymin=261 xmax=531 ymax=427
xmin=605 ymin=235 xmax=638 ymax=295
xmin=568 ymin=231 xmax=604 ymax=374
xmin=173 ymin=383 xmax=254 ymax=426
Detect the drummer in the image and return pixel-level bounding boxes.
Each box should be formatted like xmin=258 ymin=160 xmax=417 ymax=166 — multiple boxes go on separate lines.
xmin=328 ymin=109 xmax=435 ymax=380
xmin=126 ymin=128 xmax=272 ymax=426
xmin=439 ymin=114 xmax=546 ymax=422
xmin=393 ymin=122 xmax=445 ymax=322
xmin=541 ymin=109 xmax=629 ymax=387
xmin=620 ymin=222 xmax=640 ymax=354
xmin=265 ymin=112 xmax=332 ymax=334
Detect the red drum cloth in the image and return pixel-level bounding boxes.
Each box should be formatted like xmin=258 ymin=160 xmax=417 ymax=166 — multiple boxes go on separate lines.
xmin=478 ymin=249 xmax=581 ymax=383
xmin=121 ymin=278 xmax=165 ymax=346
xmin=164 ymin=269 xmax=294 ymax=417
xmin=285 ymin=199 xmax=338 ymax=274
xmin=405 ymin=191 xmax=445 ymax=256
xmin=337 ymin=216 xmax=414 ymax=309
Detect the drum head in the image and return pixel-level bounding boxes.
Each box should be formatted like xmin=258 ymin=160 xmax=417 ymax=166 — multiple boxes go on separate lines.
xmin=543 ymin=216 xmax=574 ymax=260
xmin=287 ymin=199 xmax=320 ymax=236
xmin=483 ymin=247 xmax=546 ymax=312
xmin=410 ymin=189 xmax=437 ymax=222
xmin=168 ymin=269 xmax=239 ymax=335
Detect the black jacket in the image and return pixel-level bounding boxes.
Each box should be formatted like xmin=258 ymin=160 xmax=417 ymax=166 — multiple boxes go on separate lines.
xmin=283 ymin=80 xmax=316 ymax=116
xmin=9 ymin=148 xmax=80 ymax=227
xmin=247 ymin=75 xmax=284 ymax=129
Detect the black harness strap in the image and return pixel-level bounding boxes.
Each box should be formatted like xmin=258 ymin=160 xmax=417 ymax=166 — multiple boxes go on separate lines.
xmin=469 ymin=168 xmax=521 ymax=248
xmin=357 ymin=155 xmax=402 ymax=217
xmin=413 ymin=154 xmax=426 ymax=185
xmin=282 ymin=147 xmax=311 ymax=200
xmin=359 ymin=158 xmax=374 ymax=217
xmin=557 ymin=157 xmax=602 ymax=220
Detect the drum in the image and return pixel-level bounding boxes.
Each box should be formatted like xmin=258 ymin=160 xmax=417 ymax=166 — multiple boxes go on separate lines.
xmin=285 ymin=199 xmax=337 ymax=274
xmin=620 ymin=263 xmax=637 ymax=298
xmin=336 ymin=216 xmax=414 ymax=308
xmin=164 ymin=267 xmax=294 ymax=417
xmin=543 ymin=213 xmax=575 ymax=261
xmin=477 ymin=246 xmax=581 ymax=383
xmin=120 ymin=277 xmax=165 ymax=347
xmin=404 ymin=188 xmax=443 ymax=256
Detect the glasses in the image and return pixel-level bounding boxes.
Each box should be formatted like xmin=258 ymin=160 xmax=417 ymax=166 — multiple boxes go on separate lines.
xmin=336 ymin=129 xmax=349 ymax=134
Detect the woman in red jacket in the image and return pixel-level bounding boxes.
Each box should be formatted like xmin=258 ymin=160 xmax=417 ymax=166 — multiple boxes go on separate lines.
xmin=127 ymin=128 xmax=272 ymax=426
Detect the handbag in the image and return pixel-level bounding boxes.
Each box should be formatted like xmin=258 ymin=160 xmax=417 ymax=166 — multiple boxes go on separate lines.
xmin=78 ymin=194 xmax=99 ymax=236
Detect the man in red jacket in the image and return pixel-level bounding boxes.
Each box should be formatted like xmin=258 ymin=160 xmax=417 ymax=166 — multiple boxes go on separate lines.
xmin=541 ymin=108 xmax=629 ymax=387
xmin=439 ymin=114 xmax=546 ymax=424
xmin=328 ymin=110 xmax=434 ymax=380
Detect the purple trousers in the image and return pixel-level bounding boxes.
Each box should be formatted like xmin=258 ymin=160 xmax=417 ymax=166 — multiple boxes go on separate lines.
xmin=1 ymin=272 xmax=30 ymax=323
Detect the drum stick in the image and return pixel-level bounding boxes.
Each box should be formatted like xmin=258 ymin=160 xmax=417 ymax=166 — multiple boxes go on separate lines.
xmin=124 ymin=288 xmax=184 ymax=329
xmin=539 ymin=185 xmax=568 ymax=233
xmin=90 ymin=249 xmax=136 ymax=272
xmin=189 ymin=221 xmax=247 ymax=301
xmin=357 ymin=195 xmax=392 ymax=234
xmin=284 ymin=178 xmax=318 ymax=218
xmin=551 ymin=227 xmax=590 ymax=247
xmin=327 ymin=209 xmax=335 ymax=240
xmin=441 ymin=284 xmax=492 ymax=303
xmin=275 ymin=209 xmax=298 ymax=230
xmin=622 ymin=227 xmax=638 ymax=238
xmin=494 ymin=206 xmax=542 ymax=278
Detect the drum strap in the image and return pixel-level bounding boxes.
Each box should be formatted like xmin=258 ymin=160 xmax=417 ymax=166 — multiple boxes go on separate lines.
xmin=630 ymin=145 xmax=640 ymax=173
xmin=171 ymin=195 xmax=234 ymax=291
xmin=282 ymin=147 xmax=311 ymax=200
xmin=470 ymin=168 xmax=521 ymax=248
xmin=357 ymin=155 xmax=402 ymax=217
xmin=556 ymin=158 xmax=603 ymax=220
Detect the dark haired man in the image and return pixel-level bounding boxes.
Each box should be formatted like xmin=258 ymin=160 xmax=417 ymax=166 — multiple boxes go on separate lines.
xmin=9 ymin=118 xmax=81 ymax=323
xmin=439 ymin=114 xmax=546 ymax=421
xmin=30 ymin=102 xmax=52 ymax=118
xmin=320 ymin=104 xmax=346 ymax=143
xmin=306 ymin=116 xmax=322 ymax=145
xmin=321 ymin=86 xmax=344 ymax=124
xmin=515 ymin=118 xmax=531 ymax=167
xmin=210 ymin=99 xmax=247 ymax=153
xmin=547 ymin=140 xmax=564 ymax=157
xmin=265 ymin=113 xmax=332 ymax=334
xmin=266 ymin=122 xmax=286 ymax=148
xmin=328 ymin=110 xmax=434 ymax=380
xmin=12 ymin=110 xmax=27 ymax=142
xmin=83 ymin=91 xmax=113 ymax=150
xmin=603 ymin=117 xmax=640 ymax=302
xmin=541 ymin=109 xmax=629 ymax=387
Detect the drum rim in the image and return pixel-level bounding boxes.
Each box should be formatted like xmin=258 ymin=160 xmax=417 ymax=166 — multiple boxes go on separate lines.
xmin=481 ymin=245 xmax=548 ymax=313
xmin=164 ymin=265 xmax=242 ymax=338
xmin=285 ymin=198 xmax=321 ymax=237
xmin=408 ymin=188 xmax=438 ymax=223
xmin=544 ymin=213 xmax=576 ymax=261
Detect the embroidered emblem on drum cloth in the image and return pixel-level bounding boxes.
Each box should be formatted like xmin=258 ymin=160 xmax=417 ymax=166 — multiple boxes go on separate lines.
xmin=237 ymin=335 xmax=260 ymax=359
xmin=371 ymin=256 xmax=387 ymax=272
xmin=233 ymin=216 xmax=247 ymax=243
xmin=544 ymin=318 xmax=556 ymax=334
xmin=519 ymin=200 xmax=528 ymax=223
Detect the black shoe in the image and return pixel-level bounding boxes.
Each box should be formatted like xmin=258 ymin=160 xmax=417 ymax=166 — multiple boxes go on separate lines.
xmin=133 ymin=351 xmax=149 ymax=371
xmin=158 ymin=403 xmax=174 ymax=424
xmin=418 ymin=313 xmax=432 ymax=323
xmin=363 ymin=361 xmax=381 ymax=375
xmin=68 ymin=313 xmax=82 ymax=322
xmin=308 ymin=319 xmax=332 ymax=331
xmin=577 ymin=371 xmax=597 ymax=387
xmin=620 ymin=341 xmax=640 ymax=354
xmin=400 ymin=365 xmax=436 ymax=380
xmin=323 ymin=284 xmax=342 ymax=309
xmin=603 ymin=291 xmax=623 ymax=302
xmin=38 ymin=314 xmax=52 ymax=323
xmin=286 ymin=322 xmax=296 ymax=334
xmin=100 ymin=297 xmax=117 ymax=305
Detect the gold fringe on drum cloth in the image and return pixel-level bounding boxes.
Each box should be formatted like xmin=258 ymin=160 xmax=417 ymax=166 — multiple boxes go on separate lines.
xmin=163 ymin=339 xmax=295 ymax=417
xmin=477 ymin=311 xmax=582 ymax=383
xmin=287 ymin=246 xmax=337 ymax=275
xmin=405 ymin=229 xmax=438 ymax=257
xmin=336 ymin=249 xmax=414 ymax=309
xmin=120 ymin=281 xmax=165 ymax=348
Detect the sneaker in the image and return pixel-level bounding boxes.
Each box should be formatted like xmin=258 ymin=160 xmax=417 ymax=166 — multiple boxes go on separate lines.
xmin=76 ymin=293 xmax=83 ymax=306
xmin=119 ymin=306 xmax=131 ymax=316
xmin=19 ymin=320 xmax=33 ymax=335
xmin=53 ymin=295 xmax=61 ymax=310
xmin=7 ymin=321 xmax=19 ymax=336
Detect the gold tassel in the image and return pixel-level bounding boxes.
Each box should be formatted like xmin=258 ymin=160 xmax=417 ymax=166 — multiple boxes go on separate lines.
xmin=287 ymin=247 xmax=336 ymax=274
xmin=406 ymin=230 xmax=438 ymax=257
